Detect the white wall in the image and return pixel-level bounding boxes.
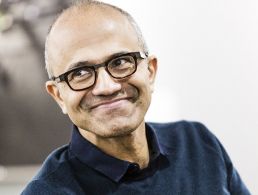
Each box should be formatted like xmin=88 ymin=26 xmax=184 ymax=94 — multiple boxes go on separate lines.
xmin=104 ymin=0 xmax=258 ymax=194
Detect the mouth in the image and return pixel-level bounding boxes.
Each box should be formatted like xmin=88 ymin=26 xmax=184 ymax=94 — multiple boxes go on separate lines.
xmin=90 ymin=98 xmax=133 ymax=110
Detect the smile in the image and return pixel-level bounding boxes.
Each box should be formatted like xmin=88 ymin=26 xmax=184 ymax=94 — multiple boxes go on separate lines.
xmin=91 ymin=98 xmax=131 ymax=110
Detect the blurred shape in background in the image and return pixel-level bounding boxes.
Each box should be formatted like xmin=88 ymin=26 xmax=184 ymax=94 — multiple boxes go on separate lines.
xmin=0 ymin=0 xmax=72 ymax=166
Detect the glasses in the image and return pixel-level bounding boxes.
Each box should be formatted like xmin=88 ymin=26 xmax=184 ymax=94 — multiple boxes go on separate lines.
xmin=51 ymin=51 xmax=148 ymax=91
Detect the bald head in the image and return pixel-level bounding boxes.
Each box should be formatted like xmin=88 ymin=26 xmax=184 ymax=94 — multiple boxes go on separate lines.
xmin=45 ymin=0 xmax=148 ymax=78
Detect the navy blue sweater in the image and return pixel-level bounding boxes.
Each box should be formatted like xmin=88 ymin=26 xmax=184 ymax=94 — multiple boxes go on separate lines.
xmin=22 ymin=121 xmax=250 ymax=195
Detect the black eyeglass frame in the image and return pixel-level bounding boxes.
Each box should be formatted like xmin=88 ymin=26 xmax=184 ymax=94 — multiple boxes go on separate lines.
xmin=51 ymin=51 xmax=148 ymax=91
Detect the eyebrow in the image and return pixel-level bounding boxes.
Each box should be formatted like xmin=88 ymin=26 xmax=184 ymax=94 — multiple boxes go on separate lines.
xmin=66 ymin=51 xmax=130 ymax=72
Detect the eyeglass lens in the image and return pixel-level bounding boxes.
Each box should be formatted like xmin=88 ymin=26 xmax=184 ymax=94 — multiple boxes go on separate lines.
xmin=67 ymin=54 xmax=137 ymax=90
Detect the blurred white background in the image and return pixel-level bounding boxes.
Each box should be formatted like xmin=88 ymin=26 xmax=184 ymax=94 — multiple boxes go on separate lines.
xmin=105 ymin=0 xmax=258 ymax=194
xmin=0 ymin=0 xmax=257 ymax=194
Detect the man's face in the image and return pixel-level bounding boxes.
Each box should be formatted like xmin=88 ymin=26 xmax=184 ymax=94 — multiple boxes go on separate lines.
xmin=46 ymin=8 xmax=157 ymax=138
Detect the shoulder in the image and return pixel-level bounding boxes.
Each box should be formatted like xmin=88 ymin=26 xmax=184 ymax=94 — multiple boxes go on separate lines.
xmin=147 ymin=120 xmax=215 ymax=141
xmin=22 ymin=145 xmax=81 ymax=195
xmin=21 ymin=179 xmax=62 ymax=195
xmin=147 ymin=121 xmax=251 ymax=194
xmin=147 ymin=120 xmax=223 ymax=156
xmin=33 ymin=145 xmax=70 ymax=180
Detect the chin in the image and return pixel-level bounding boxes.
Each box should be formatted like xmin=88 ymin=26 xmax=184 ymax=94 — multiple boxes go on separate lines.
xmin=99 ymin=127 xmax=136 ymax=138
xmin=85 ymin=116 xmax=142 ymax=138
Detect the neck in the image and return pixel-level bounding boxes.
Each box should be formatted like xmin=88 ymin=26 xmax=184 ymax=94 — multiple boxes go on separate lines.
xmin=79 ymin=121 xmax=150 ymax=169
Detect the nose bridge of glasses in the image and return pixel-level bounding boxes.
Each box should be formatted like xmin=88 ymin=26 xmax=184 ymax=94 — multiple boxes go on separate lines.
xmin=93 ymin=61 xmax=107 ymax=70
xmin=95 ymin=63 xmax=113 ymax=82
xmin=92 ymin=60 xmax=113 ymax=79
xmin=92 ymin=64 xmax=121 ymax=95
xmin=91 ymin=61 xmax=110 ymax=76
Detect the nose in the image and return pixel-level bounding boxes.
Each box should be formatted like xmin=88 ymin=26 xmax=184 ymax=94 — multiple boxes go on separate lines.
xmin=92 ymin=68 xmax=122 ymax=96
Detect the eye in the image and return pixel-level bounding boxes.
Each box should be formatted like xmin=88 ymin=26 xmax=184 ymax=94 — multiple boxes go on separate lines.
xmin=69 ymin=68 xmax=93 ymax=82
xmin=109 ymin=56 xmax=134 ymax=69
xmin=112 ymin=58 xmax=127 ymax=67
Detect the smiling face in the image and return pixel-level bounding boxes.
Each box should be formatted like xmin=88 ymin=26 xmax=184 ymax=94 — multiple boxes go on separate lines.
xmin=46 ymin=6 xmax=157 ymax=138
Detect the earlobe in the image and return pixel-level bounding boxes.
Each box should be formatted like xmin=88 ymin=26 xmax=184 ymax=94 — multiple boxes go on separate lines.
xmin=45 ymin=81 xmax=67 ymax=114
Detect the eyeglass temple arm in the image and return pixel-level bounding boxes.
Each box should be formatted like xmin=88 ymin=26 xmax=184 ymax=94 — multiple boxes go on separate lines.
xmin=140 ymin=51 xmax=149 ymax=59
xmin=51 ymin=75 xmax=64 ymax=83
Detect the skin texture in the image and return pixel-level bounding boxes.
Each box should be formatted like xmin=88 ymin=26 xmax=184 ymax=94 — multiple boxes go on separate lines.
xmin=45 ymin=5 xmax=158 ymax=168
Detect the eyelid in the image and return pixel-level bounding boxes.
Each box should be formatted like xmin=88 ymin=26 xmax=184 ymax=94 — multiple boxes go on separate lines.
xmin=72 ymin=67 xmax=91 ymax=74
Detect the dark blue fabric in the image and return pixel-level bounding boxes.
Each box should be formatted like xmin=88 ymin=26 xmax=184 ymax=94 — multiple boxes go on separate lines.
xmin=22 ymin=121 xmax=250 ymax=195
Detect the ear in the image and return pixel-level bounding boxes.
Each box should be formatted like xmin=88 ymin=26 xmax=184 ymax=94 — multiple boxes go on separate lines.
xmin=45 ymin=81 xmax=67 ymax=114
xmin=147 ymin=55 xmax=158 ymax=93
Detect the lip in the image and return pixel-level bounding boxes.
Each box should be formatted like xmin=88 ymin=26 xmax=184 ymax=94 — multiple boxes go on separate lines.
xmin=90 ymin=98 xmax=131 ymax=110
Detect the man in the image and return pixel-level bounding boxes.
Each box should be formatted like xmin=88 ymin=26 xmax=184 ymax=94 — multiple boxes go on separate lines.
xmin=22 ymin=0 xmax=250 ymax=194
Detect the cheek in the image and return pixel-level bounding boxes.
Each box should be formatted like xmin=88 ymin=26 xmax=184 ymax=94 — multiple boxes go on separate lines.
xmin=130 ymin=78 xmax=152 ymax=111
xmin=63 ymin=91 xmax=91 ymax=127
xmin=62 ymin=90 xmax=86 ymax=113
xmin=131 ymin=68 xmax=152 ymax=97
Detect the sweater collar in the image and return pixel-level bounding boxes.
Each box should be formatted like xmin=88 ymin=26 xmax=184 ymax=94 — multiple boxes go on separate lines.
xmin=69 ymin=123 xmax=166 ymax=182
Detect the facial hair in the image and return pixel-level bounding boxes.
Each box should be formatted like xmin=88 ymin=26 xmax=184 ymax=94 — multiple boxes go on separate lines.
xmin=79 ymin=84 xmax=139 ymax=112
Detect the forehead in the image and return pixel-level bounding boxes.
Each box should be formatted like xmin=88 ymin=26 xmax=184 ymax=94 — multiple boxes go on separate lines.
xmin=47 ymin=6 xmax=140 ymax=75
